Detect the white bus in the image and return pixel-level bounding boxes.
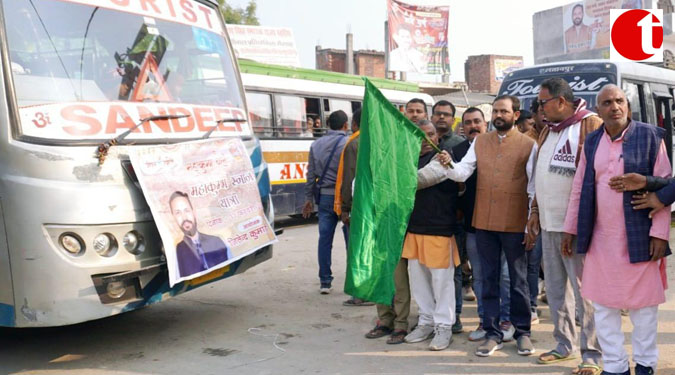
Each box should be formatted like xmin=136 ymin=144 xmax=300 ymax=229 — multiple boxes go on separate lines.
xmin=499 ymin=60 xmax=675 ymax=163
xmin=0 ymin=0 xmax=273 ymax=326
xmin=239 ymin=60 xmax=434 ymax=217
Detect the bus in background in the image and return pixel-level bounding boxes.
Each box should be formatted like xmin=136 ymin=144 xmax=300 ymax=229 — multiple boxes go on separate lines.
xmin=239 ymin=60 xmax=434 ymax=217
xmin=0 ymin=0 xmax=273 ymax=326
xmin=499 ymin=60 xmax=675 ymax=164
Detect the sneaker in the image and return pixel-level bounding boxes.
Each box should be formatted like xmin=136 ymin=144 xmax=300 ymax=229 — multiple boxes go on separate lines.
xmin=404 ymin=324 xmax=434 ymax=343
xmin=500 ymin=321 xmax=515 ymax=342
xmin=531 ymin=310 xmax=540 ymax=325
xmin=516 ymin=335 xmax=535 ymax=356
xmin=429 ymin=325 xmax=453 ymax=351
xmin=635 ymin=363 xmax=655 ymax=375
xmin=476 ymin=338 xmax=503 ymax=357
xmin=452 ymin=315 xmax=464 ymax=333
xmin=319 ymin=285 xmax=331 ymax=294
xmin=468 ymin=324 xmax=486 ymax=342
xmin=463 ymin=286 xmax=476 ymax=301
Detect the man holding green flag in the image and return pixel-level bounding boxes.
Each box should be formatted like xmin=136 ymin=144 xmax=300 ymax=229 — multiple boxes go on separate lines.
xmin=346 ymin=78 xmax=432 ymax=345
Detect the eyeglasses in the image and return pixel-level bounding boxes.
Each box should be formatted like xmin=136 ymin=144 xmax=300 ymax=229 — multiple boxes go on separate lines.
xmin=433 ymin=111 xmax=454 ymax=118
xmin=537 ymin=97 xmax=560 ymax=107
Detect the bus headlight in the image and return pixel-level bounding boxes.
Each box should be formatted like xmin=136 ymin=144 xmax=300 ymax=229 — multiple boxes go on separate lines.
xmin=59 ymin=233 xmax=84 ymax=255
xmin=122 ymin=231 xmax=145 ymax=255
xmin=93 ymin=233 xmax=117 ymax=257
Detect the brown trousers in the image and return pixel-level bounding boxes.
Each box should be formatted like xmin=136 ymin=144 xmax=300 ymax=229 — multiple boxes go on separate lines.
xmin=375 ymin=257 xmax=411 ymax=331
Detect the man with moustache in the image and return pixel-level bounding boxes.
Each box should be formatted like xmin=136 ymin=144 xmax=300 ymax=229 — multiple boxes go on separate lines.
xmin=563 ymin=85 xmax=670 ymax=375
xmin=451 ymin=107 xmax=489 ymax=341
xmin=170 ymin=191 xmax=232 ymax=278
xmin=420 ymin=95 xmax=537 ymax=357
xmin=526 ymin=78 xmax=603 ymax=375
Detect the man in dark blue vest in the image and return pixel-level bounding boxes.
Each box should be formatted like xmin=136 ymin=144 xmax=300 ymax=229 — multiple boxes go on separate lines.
xmin=562 ymin=84 xmax=671 ymax=375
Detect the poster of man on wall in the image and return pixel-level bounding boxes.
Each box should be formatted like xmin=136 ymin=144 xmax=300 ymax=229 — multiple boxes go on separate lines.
xmin=129 ymin=138 xmax=277 ymax=286
xmin=387 ymin=0 xmax=449 ymax=78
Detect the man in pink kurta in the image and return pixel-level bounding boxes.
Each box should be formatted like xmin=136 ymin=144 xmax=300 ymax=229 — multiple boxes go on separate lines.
xmin=563 ymin=85 xmax=670 ymax=375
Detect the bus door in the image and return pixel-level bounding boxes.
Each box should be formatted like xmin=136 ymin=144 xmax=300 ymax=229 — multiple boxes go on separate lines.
xmin=653 ymin=89 xmax=674 ymax=162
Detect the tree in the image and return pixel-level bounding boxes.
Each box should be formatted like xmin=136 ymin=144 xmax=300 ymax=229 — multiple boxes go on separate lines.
xmin=217 ymin=0 xmax=260 ymax=25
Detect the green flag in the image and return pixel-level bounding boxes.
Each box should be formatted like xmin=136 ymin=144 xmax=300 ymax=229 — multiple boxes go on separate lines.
xmin=344 ymin=78 xmax=426 ymax=304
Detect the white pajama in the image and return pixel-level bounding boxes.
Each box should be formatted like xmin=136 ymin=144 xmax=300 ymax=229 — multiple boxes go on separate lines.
xmin=594 ymin=302 xmax=658 ymax=373
xmin=408 ymin=259 xmax=456 ymax=327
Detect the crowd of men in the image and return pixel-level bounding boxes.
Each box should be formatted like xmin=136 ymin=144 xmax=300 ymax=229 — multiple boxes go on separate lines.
xmin=303 ymin=79 xmax=672 ymax=375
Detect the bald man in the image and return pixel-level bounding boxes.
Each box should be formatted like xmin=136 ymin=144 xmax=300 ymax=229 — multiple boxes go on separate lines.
xmin=562 ymin=84 xmax=671 ymax=375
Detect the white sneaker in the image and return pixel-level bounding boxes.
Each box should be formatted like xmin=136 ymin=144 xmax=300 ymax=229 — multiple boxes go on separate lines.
xmin=319 ymin=286 xmax=331 ymax=294
xmin=500 ymin=321 xmax=515 ymax=342
xmin=468 ymin=325 xmax=486 ymax=342
xmin=429 ymin=325 xmax=453 ymax=351
xmin=531 ymin=310 xmax=540 ymax=325
xmin=404 ymin=324 xmax=434 ymax=343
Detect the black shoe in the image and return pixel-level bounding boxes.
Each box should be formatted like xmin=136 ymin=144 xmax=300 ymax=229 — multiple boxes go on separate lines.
xmin=452 ymin=315 xmax=463 ymax=333
xmin=635 ymin=363 xmax=654 ymax=375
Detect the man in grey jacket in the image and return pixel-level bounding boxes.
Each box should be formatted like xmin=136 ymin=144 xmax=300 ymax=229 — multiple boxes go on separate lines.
xmin=303 ymin=110 xmax=349 ymax=294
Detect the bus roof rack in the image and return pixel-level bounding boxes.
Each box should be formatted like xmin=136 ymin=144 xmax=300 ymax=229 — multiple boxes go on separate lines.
xmin=237 ymin=59 xmax=420 ymax=93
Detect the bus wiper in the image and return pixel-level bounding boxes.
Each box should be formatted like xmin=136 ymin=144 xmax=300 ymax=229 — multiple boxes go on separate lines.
xmin=96 ymin=114 xmax=191 ymax=166
xmin=201 ymin=118 xmax=244 ymax=139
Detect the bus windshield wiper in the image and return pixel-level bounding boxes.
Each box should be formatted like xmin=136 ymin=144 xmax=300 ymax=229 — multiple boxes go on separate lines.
xmin=201 ymin=118 xmax=244 ymax=139
xmin=96 ymin=114 xmax=191 ymax=165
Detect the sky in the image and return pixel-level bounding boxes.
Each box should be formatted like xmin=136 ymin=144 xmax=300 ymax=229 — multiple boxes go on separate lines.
xmin=226 ymin=0 xmax=581 ymax=83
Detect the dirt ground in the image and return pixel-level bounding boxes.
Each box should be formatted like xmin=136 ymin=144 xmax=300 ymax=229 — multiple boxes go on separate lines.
xmin=1 ymin=217 xmax=674 ymax=375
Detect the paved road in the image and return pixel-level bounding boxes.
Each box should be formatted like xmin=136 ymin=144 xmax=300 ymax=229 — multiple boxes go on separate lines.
xmin=1 ymin=218 xmax=675 ymax=375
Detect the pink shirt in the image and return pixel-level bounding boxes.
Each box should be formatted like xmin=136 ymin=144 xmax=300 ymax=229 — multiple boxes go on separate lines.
xmin=563 ymin=124 xmax=671 ymax=309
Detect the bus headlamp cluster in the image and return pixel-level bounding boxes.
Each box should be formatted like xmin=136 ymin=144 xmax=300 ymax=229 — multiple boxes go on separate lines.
xmin=58 ymin=230 xmax=146 ymax=257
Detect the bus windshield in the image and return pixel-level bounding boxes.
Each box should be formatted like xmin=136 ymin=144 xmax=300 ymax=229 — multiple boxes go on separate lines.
xmin=499 ymin=63 xmax=617 ymax=112
xmin=3 ymin=0 xmax=249 ymax=142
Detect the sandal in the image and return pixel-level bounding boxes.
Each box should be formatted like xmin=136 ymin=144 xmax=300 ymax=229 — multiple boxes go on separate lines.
xmin=365 ymin=325 xmax=393 ymax=339
xmin=571 ymin=363 xmax=603 ymax=375
xmin=343 ymin=298 xmax=375 ymax=307
xmin=386 ymin=329 xmax=407 ymax=344
xmin=537 ymin=350 xmax=577 ymax=364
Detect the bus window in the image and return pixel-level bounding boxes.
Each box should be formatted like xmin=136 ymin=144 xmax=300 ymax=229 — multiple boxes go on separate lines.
xmin=623 ymin=81 xmax=643 ymax=121
xmin=275 ymin=94 xmax=307 ymax=138
xmin=305 ymin=98 xmax=321 ymax=137
xmin=328 ymin=99 xmax=353 ymax=123
xmin=245 ymin=92 xmax=273 ymax=138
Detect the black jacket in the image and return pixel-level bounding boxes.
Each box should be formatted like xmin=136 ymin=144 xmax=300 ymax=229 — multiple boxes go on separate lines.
xmin=407 ymin=151 xmax=459 ymax=237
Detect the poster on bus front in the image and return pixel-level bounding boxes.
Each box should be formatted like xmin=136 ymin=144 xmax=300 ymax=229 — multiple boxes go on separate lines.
xmin=129 ymin=138 xmax=277 ymax=287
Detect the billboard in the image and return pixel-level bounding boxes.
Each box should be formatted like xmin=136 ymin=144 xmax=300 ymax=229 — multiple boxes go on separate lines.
xmin=494 ymin=58 xmax=524 ymax=82
xmin=227 ymin=25 xmax=301 ymax=67
xmin=533 ymin=0 xmax=642 ymax=63
xmin=387 ymin=0 xmax=449 ymax=82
